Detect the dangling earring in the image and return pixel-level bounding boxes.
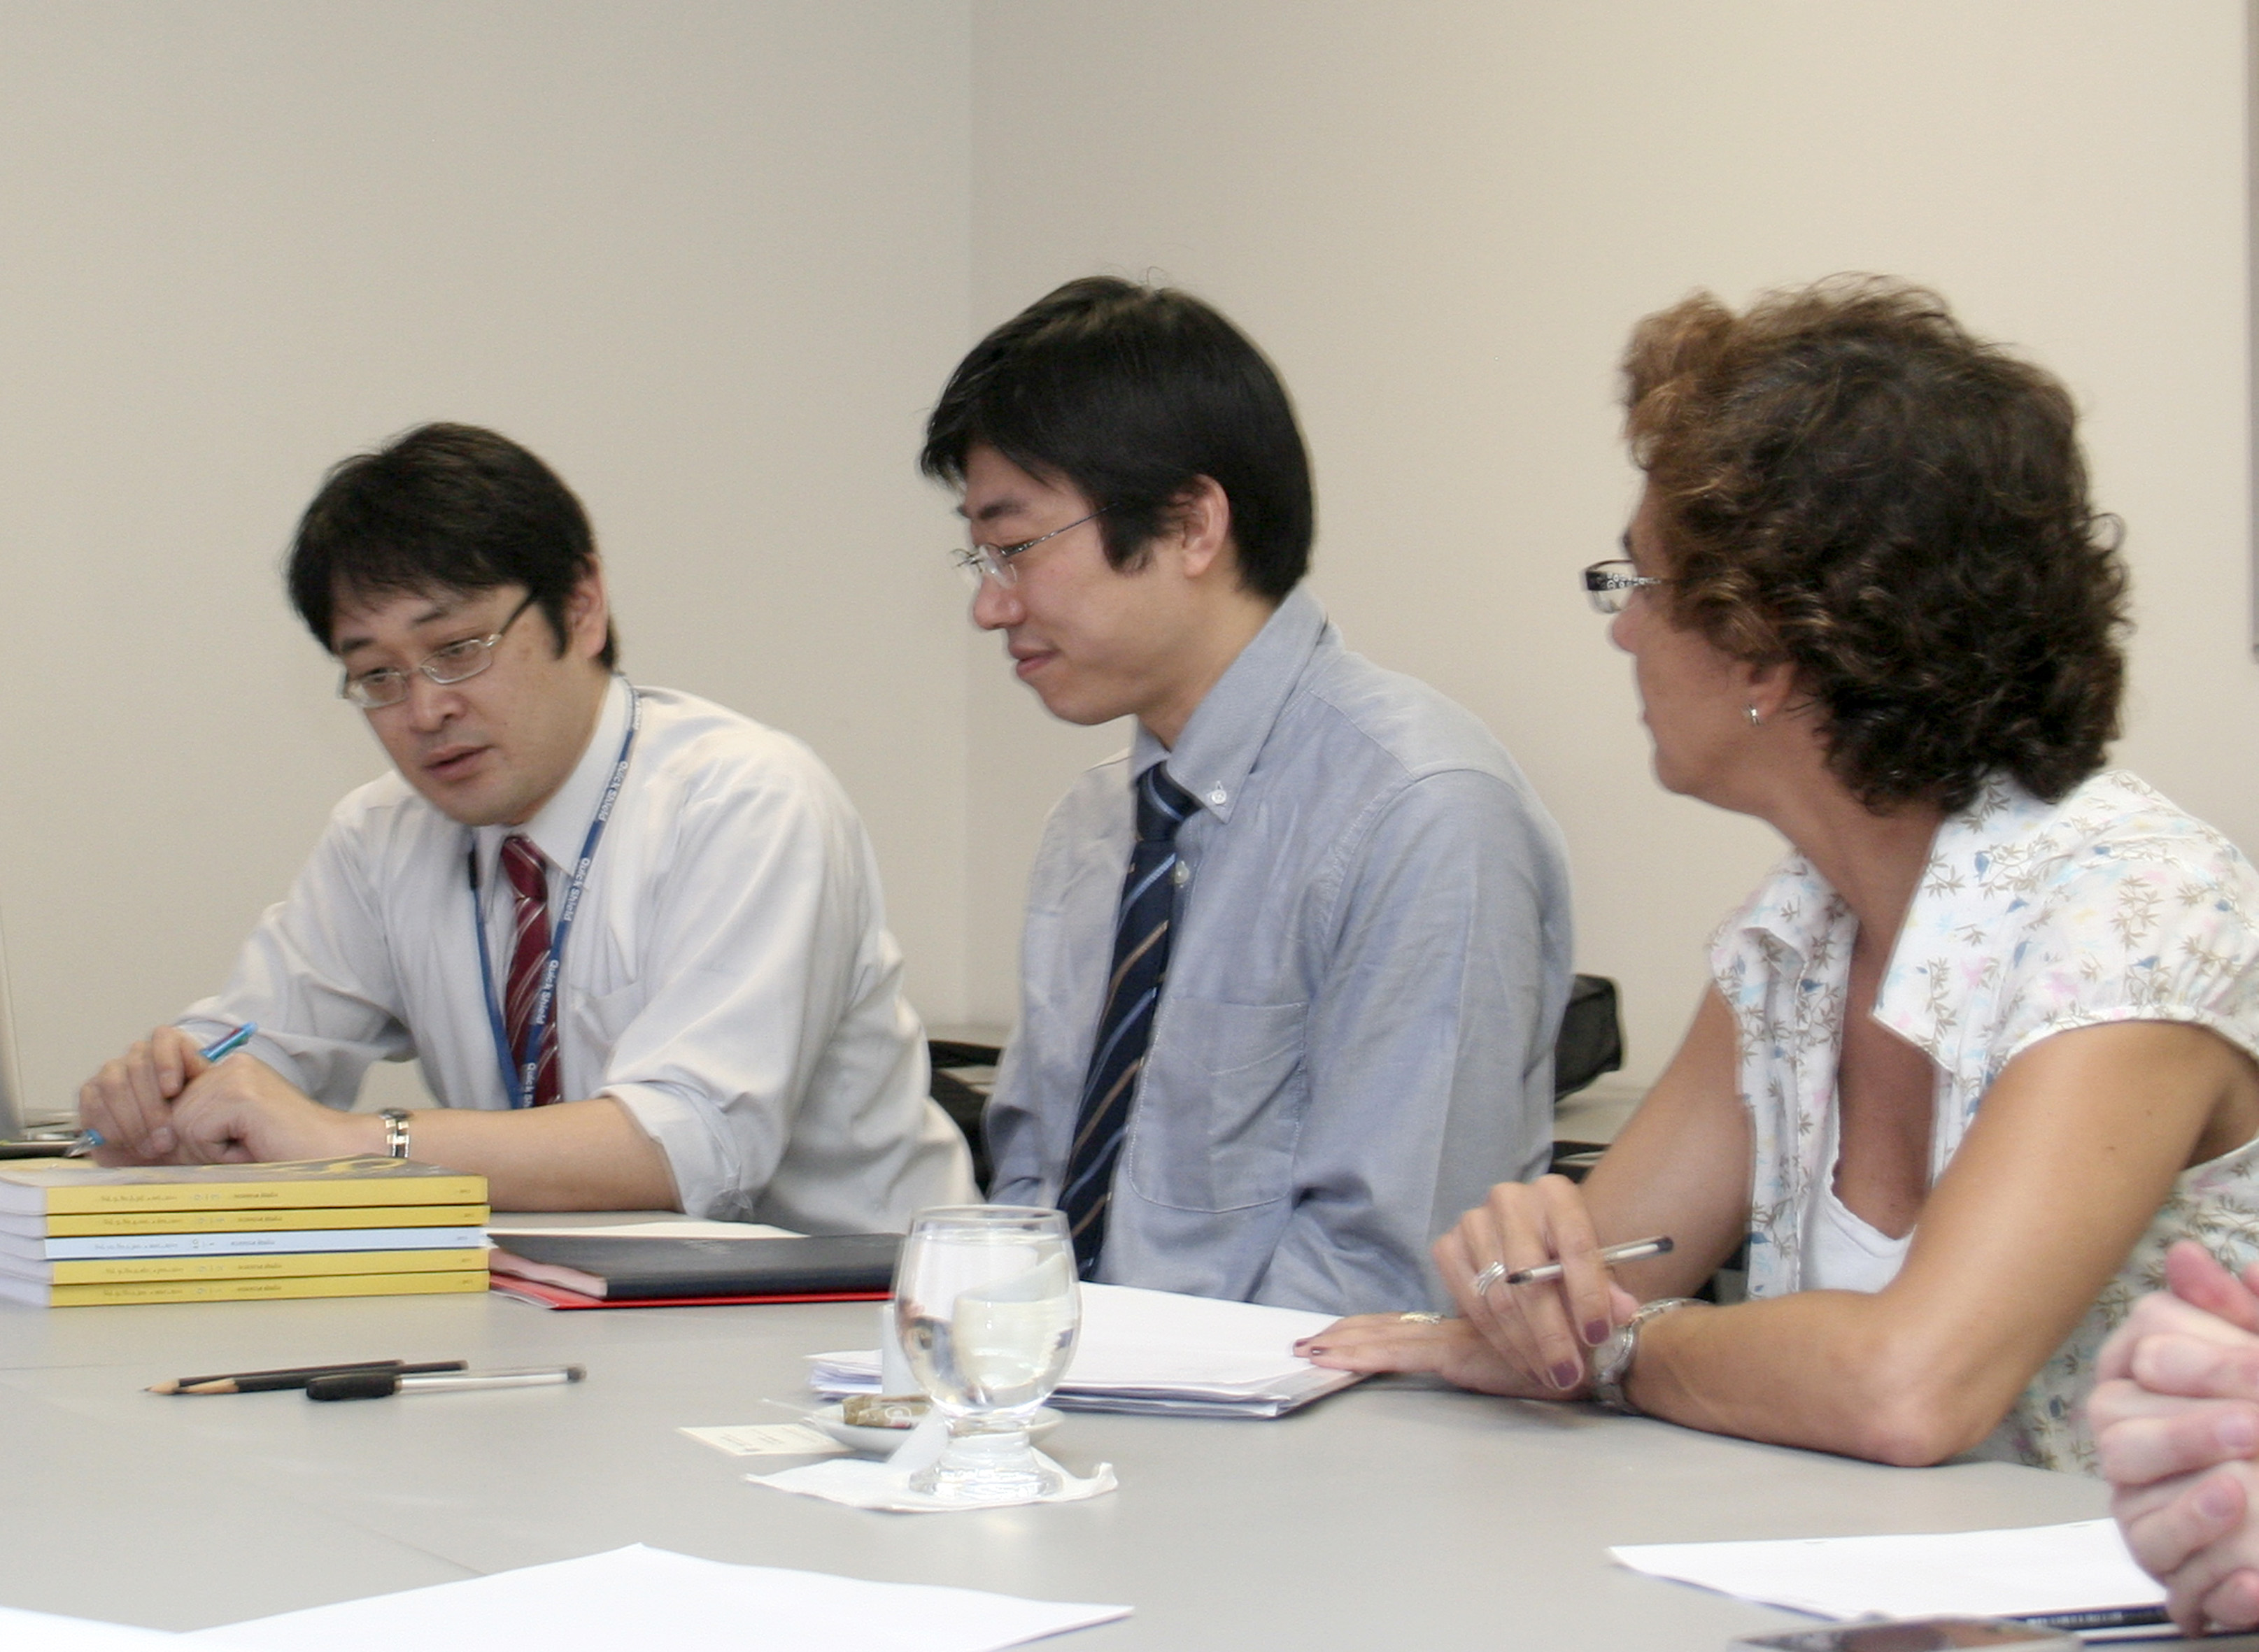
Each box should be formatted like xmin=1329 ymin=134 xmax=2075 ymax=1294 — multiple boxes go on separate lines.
xmin=1746 ymin=706 xmax=1762 ymax=727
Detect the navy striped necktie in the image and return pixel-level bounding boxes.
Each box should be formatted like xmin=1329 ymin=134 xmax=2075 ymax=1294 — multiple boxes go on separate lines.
xmin=1058 ymin=762 xmax=1197 ymax=1277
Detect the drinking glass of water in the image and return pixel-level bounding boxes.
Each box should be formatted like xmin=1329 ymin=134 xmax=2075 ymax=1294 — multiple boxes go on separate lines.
xmin=893 ymin=1205 xmax=1079 ymax=1502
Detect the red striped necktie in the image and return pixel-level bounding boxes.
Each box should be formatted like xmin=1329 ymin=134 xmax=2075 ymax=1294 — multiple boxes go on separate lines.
xmin=500 ymin=834 xmax=562 ymax=1108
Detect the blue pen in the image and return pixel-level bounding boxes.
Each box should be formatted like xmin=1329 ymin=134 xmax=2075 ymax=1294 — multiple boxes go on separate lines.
xmin=69 ymin=1023 xmax=259 ymax=1154
xmin=198 ymin=1023 xmax=257 ymax=1063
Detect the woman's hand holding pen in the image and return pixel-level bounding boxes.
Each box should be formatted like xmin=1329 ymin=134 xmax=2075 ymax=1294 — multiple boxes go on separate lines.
xmin=1445 ymin=1177 xmax=1643 ymax=1392
xmin=1296 ymin=1176 xmax=1639 ymax=1397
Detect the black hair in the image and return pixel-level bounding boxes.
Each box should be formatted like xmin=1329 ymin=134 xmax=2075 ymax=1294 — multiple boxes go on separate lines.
xmin=921 ymin=276 xmax=1314 ymax=600
xmin=286 ymin=422 xmax=618 ymax=667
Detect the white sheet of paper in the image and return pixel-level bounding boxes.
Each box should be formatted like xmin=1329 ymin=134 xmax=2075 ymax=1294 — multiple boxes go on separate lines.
xmin=190 ymin=1544 xmax=1128 ymax=1652
xmin=1610 ymin=1518 xmax=2164 ymax=1620
xmin=679 ymin=1423 xmax=846 ymax=1457
xmin=814 ymin=1282 xmax=1340 ymax=1396
xmin=1012 ymin=1283 xmax=1340 ymax=1389
xmin=0 ymin=1604 xmax=178 ymax=1648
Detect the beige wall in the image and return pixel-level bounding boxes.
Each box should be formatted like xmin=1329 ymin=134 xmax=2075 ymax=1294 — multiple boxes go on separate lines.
xmin=0 ymin=3 xmax=2249 ymax=1119
xmin=962 ymin=0 xmax=2258 ymax=1088
xmin=0 ymin=1 xmax=973 ymax=1119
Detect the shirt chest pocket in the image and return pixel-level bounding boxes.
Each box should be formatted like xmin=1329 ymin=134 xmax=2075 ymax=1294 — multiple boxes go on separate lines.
xmin=560 ymin=977 xmax=644 ymax=1098
xmin=1124 ymin=998 xmax=1308 ymax=1213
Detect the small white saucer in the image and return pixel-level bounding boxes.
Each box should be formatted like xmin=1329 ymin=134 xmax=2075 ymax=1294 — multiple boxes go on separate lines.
xmin=808 ymin=1402 xmax=1064 ymax=1456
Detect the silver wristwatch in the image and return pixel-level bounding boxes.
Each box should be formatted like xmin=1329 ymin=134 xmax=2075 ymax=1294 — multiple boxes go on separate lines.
xmin=378 ymin=1108 xmax=413 ymax=1160
xmin=1590 ymin=1297 xmax=1700 ymax=1414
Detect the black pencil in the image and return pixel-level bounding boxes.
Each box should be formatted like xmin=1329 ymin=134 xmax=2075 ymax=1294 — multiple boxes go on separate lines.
xmin=149 ymin=1359 xmax=467 ymax=1395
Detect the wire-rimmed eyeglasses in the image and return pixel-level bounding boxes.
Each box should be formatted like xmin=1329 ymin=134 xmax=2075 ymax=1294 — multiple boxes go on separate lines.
xmin=1582 ymin=559 xmax=1675 ymax=615
xmin=947 ymin=508 xmax=1109 ymax=590
xmin=338 ymin=593 xmax=538 ymax=710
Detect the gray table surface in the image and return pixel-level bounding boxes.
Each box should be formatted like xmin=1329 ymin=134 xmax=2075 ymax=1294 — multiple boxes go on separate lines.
xmin=0 ymin=1218 xmax=2241 ymax=1651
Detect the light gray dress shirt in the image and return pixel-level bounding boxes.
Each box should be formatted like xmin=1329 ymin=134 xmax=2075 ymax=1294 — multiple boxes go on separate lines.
xmin=987 ymin=589 xmax=1573 ymax=1313
xmin=183 ymin=676 xmax=975 ymax=1230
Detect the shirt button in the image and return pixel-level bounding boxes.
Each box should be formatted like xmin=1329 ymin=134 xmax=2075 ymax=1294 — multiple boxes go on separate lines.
xmin=1172 ymin=862 xmax=1191 ymax=888
xmin=1208 ymin=788 xmax=1227 ymax=806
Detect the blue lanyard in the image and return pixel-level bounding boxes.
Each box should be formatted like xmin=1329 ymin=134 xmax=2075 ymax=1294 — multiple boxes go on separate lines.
xmin=469 ymin=683 xmax=642 ymax=1109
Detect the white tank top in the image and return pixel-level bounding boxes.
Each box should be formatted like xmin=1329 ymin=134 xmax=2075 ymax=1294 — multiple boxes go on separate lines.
xmin=1802 ymin=1104 xmax=1913 ymax=1294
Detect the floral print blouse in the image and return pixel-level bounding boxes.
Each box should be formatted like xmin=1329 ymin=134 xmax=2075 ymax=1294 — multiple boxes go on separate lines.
xmin=1711 ymin=771 xmax=2259 ymax=1472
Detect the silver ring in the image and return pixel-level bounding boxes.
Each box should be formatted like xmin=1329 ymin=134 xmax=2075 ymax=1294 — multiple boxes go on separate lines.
xmin=1472 ymin=1262 xmax=1508 ymax=1297
xmin=1397 ymin=1311 xmax=1444 ymax=1325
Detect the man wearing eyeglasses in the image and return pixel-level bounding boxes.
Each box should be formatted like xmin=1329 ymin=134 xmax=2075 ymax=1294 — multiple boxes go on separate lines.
xmin=927 ymin=278 xmax=1573 ymax=1313
xmin=76 ymin=422 xmax=975 ymax=1220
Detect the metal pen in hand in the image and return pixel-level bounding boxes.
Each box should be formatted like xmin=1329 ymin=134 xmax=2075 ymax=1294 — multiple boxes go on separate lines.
xmin=69 ymin=1022 xmax=260 ymax=1155
xmin=1473 ymin=1235 xmax=1674 ymax=1296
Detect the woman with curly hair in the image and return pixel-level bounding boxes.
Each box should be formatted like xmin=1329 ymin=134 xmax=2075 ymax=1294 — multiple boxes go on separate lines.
xmin=1301 ymin=277 xmax=2259 ymax=1472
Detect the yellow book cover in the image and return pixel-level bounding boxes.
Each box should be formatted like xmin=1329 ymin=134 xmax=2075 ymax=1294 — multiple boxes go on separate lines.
xmin=10 ymin=1203 xmax=493 ymax=1239
xmin=6 ymin=1268 xmax=491 ymax=1309
xmin=26 ymin=1248 xmax=490 ymax=1286
xmin=0 ymin=1158 xmax=488 ymax=1216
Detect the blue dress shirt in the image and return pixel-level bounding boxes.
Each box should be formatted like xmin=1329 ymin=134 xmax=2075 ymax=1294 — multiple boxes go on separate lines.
xmin=987 ymin=589 xmax=1573 ymax=1313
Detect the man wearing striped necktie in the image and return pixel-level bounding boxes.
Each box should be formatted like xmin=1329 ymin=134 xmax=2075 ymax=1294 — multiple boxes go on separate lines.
xmin=76 ymin=425 xmax=975 ymax=1222
xmin=926 ymin=279 xmax=1573 ymax=1313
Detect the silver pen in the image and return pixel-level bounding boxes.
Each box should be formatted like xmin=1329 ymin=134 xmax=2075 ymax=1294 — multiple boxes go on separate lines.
xmin=306 ymin=1364 xmax=586 ymax=1401
xmin=1504 ymin=1235 xmax=1673 ymax=1287
xmin=1475 ymin=1235 xmax=1675 ymax=1295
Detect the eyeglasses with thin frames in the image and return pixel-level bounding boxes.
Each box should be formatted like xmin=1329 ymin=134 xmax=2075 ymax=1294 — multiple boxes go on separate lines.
xmin=947 ymin=507 xmax=1109 ymax=590
xmin=338 ymin=592 xmax=539 ymax=710
xmin=1582 ymin=559 xmax=1675 ymax=615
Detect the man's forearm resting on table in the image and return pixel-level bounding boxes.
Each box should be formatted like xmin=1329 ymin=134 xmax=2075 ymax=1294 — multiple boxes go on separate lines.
xmin=362 ymin=1098 xmax=679 ymax=1211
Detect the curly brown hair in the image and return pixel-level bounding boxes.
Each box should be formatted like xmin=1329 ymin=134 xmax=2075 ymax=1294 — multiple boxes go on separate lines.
xmin=1622 ymin=276 xmax=2127 ymax=813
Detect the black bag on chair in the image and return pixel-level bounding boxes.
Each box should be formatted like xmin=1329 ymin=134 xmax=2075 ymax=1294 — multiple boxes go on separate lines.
xmin=1554 ymin=974 xmax=1622 ymax=1102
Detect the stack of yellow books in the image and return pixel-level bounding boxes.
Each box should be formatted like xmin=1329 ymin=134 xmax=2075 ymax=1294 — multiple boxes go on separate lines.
xmin=0 ymin=1156 xmax=490 ymax=1307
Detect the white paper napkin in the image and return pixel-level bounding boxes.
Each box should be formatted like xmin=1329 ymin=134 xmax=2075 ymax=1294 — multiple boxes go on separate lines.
xmin=746 ymin=1414 xmax=1117 ymax=1514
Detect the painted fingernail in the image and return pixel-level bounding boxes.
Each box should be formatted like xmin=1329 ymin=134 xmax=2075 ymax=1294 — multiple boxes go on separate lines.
xmin=2220 ymin=1413 xmax=2258 ymax=1453
xmin=1585 ymin=1318 xmax=1610 ymax=1346
xmin=1550 ymin=1359 xmax=1582 ymax=1390
xmin=2200 ymin=1479 xmax=2242 ymax=1519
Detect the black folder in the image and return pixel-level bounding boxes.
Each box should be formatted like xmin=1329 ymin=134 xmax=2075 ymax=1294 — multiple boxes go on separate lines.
xmin=488 ymin=1232 xmax=900 ymax=1301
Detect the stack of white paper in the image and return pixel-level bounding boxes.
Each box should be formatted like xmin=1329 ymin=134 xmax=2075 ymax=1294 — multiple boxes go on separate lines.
xmin=809 ymin=1281 xmax=1361 ymax=1418
xmin=190 ymin=1544 xmax=1128 ymax=1652
xmin=1610 ymin=1518 xmax=2165 ymax=1621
